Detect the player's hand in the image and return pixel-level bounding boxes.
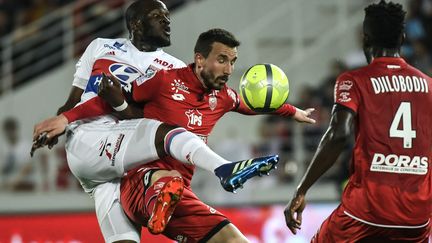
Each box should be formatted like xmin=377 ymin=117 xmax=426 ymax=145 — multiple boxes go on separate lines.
xmin=99 ymin=73 xmax=125 ymax=108
xmin=293 ymin=108 xmax=316 ymax=124
xmin=31 ymin=114 xmax=68 ymax=156
xmin=284 ymin=191 xmax=306 ymax=234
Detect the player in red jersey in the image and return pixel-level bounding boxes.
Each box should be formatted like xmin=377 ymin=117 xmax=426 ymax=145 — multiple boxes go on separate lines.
xmin=284 ymin=1 xmax=431 ymax=242
xmin=37 ymin=28 xmax=315 ymax=241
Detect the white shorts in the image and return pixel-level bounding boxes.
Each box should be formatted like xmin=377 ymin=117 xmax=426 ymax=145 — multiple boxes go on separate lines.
xmin=65 ymin=117 xmax=162 ymax=193
xmin=93 ymin=179 xmax=140 ymax=243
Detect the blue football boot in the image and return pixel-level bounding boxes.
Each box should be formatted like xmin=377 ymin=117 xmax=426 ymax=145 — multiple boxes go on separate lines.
xmin=214 ymin=155 xmax=279 ymax=193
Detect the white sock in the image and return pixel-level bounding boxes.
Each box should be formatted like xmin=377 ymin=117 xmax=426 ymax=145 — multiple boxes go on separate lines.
xmin=165 ymin=128 xmax=230 ymax=172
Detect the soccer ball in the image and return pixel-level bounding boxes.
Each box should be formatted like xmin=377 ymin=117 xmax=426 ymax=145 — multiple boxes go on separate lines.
xmin=239 ymin=63 xmax=289 ymax=112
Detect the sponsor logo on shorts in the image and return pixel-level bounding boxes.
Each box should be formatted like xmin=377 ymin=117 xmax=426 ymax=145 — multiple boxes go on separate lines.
xmin=208 ymin=206 xmax=217 ymax=214
xmin=99 ymin=137 xmax=112 ymax=160
xmin=110 ymin=134 xmax=125 ymax=166
xmin=370 ymin=153 xmax=428 ymax=175
xmin=98 ymin=134 xmax=125 ymax=166
xmin=143 ymin=170 xmax=151 ymax=187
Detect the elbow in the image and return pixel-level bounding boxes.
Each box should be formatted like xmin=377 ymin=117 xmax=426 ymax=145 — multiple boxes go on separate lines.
xmin=328 ymin=128 xmax=350 ymax=146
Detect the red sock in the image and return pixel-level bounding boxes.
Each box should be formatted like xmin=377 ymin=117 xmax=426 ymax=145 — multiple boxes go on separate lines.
xmin=145 ymin=176 xmax=176 ymax=216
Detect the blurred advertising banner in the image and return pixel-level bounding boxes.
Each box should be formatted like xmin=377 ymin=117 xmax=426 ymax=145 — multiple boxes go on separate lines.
xmin=0 ymin=204 xmax=338 ymax=243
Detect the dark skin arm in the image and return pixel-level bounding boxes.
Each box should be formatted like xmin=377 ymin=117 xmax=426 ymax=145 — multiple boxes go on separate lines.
xmin=40 ymin=86 xmax=84 ymax=149
xmin=284 ymin=104 xmax=355 ymax=234
xmin=98 ymin=73 xmax=143 ymax=119
xmin=57 ymin=86 xmax=84 ymax=115
xmin=31 ymin=74 xmax=143 ymax=155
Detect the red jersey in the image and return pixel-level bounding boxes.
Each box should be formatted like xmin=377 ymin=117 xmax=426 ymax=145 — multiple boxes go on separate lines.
xmin=63 ymin=64 xmax=296 ymax=187
xmin=334 ymin=57 xmax=432 ymax=227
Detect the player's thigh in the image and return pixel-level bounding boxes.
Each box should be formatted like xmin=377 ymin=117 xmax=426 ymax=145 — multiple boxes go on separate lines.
xmin=66 ymin=118 xmax=162 ymax=181
xmin=93 ymin=180 xmax=141 ymax=243
xmin=206 ymin=223 xmax=248 ymax=243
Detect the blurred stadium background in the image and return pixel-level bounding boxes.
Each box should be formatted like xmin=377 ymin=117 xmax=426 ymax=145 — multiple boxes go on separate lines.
xmin=0 ymin=0 xmax=430 ymax=242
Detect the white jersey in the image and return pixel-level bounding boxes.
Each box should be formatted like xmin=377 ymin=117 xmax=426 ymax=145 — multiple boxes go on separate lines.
xmin=73 ymin=37 xmax=186 ymax=104
xmin=66 ymin=38 xmax=185 ymax=242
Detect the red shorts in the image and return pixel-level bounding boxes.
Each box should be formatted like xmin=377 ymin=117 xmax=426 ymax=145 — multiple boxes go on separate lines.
xmin=120 ymin=167 xmax=229 ymax=243
xmin=312 ymin=204 xmax=431 ymax=243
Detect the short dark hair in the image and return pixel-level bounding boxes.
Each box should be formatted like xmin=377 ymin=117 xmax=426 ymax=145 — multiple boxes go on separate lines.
xmin=125 ymin=0 xmax=147 ymax=33
xmin=364 ymin=0 xmax=406 ymax=48
xmin=194 ymin=28 xmax=240 ymax=58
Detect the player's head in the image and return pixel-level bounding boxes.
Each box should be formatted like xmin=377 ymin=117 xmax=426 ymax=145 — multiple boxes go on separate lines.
xmin=194 ymin=28 xmax=240 ymax=90
xmin=363 ymin=0 xmax=406 ymax=63
xmin=125 ymin=0 xmax=171 ymax=49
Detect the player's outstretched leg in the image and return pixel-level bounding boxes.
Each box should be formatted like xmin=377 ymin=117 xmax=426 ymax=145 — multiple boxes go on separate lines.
xmin=214 ymin=155 xmax=279 ymax=193
xmin=147 ymin=177 xmax=184 ymax=234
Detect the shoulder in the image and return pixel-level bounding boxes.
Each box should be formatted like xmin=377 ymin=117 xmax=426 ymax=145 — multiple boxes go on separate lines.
xmin=159 ymin=51 xmax=187 ymax=68
xmin=406 ymin=63 xmax=432 ymax=80
xmin=220 ymin=85 xmax=238 ymax=103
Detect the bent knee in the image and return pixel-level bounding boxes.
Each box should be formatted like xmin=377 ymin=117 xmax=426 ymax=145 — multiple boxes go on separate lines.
xmin=155 ymin=123 xmax=184 ymax=157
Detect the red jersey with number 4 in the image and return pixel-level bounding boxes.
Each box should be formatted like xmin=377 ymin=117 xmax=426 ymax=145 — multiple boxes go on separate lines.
xmin=334 ymin=57 xmax=432 ymax=227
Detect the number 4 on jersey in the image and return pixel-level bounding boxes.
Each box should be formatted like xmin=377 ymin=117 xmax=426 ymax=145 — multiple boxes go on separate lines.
xmin=389 ymin=102 xmax=416 ymax=148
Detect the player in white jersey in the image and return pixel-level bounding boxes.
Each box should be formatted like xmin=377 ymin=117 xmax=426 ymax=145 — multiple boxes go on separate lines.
xmin=32 ymin=1 xmax=291 ymax=242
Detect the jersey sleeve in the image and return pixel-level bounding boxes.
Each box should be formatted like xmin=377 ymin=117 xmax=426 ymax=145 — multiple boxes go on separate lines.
xmin=130 ymin=70 xmax=165 ymax=103
xmin=62 ymin=96 xmax=112 ymax=122
xmin=72 ymin=39 xmax=100 ymax=89
xmin=334 ymin=72 xmax=360 ymax=113
xmin=232 ymin=85 xmax=297 ymax=116
xmin=174 ymin=59 xmax=187 ymax=68
xmin=223 ymin=87 xmax=241 ymax=111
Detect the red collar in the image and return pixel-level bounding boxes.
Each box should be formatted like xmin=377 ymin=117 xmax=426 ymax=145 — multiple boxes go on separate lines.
xmin=371 ymin=57 xmax=407 ymax=67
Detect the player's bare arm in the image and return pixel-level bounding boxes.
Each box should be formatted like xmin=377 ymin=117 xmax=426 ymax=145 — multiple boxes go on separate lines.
xmin=98 ymin=73 xmax=144 ymax=119
xmin=56 ymin=86 xmax=84 ymax=115
xmin=284 ymin=105 xmax=354 ymax=234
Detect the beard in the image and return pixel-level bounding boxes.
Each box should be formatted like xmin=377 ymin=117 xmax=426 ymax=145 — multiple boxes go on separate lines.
xmin=200 ymin=69 xmax=228 ymax=90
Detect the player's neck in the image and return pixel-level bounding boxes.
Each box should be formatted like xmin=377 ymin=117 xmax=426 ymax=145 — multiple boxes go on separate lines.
xmin=368 ymin=48 xmax=400 ymax=64
xmin=372 ymin=48 xmax=401 ymax=58
xmin=130 ymin=39 xmax=158 ymax=52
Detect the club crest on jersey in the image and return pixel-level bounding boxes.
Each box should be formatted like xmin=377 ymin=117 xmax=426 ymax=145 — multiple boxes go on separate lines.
xmin=338 ymin=92 xmax=351 ymax=102
xmin=109 ymin=63 xmax=141 ymax=85
xmin=339 ymin=80 xmax=353 ymax=91
xmin=209 ymin=94 xmax=217 ymax=111
xmin=185 ymin=109 xmax=203 ymax=129
xmin=136 ymin=65 xmax=159 ymax=86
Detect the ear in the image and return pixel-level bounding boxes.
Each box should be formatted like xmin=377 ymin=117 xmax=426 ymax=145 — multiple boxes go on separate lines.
xmin=130 ymin=19 xmax=142 ymax=34
xmin=195 ymin=53 xmax=204 ymax=68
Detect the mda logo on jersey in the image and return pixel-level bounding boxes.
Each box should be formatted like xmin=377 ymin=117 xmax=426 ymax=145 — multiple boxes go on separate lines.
xmin=109 ymin=63 xmax=142 ymax=85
